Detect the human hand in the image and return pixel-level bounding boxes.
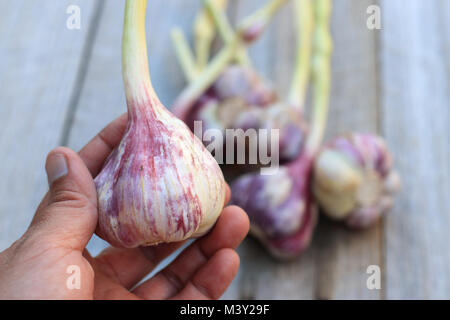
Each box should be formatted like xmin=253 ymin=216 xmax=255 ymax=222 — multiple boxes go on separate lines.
xmin=0 ymin=114 xmax=249 ymax=300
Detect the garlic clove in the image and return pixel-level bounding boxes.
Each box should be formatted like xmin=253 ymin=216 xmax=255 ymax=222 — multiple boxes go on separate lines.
xmin=313 ymin=149 xmax=362 ymax=192
xmin=312 ymin=181 xmax=357 ymax=220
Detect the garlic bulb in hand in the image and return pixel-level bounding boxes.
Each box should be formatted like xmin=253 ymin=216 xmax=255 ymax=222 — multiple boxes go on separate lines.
xmin=312 ymin=133 xmax=401 ymax=228
xmin=95 ymin=0 xmax=226 ymax=248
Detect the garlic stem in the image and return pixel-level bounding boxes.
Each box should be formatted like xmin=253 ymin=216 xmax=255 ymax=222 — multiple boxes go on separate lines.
xmin=171 ymin=38 xmax=238 ymax=119
xmin=172 ymin=1 xmax=286 ymax=119
xmin=194 ymin=0 xmax=229 ymax=70
xmin=202 ymin=0 xmax=251 ymax=66
xmin=171 ymin=27 xmax=198 ymax=82
xmin=122 ymin=0 xmax=157 ymax=107
xmin=305 ymin=0 xmax=332 ymax=154
xmin=236 ymin=0 xmax=289 ymax=39
xmin=288 ymin=0 xmax=314 ymax=112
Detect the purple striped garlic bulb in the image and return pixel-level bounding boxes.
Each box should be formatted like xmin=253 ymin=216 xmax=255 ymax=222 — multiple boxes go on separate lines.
xmin=184 ymin=65 xmax=277 ymax=133
xmin=230 ymin=156 xmax=318 ymax=259
xmin=95 ymin=0 xmax=226 ymax=248
xmin=312 ymin=133 xmax=401 ymax=228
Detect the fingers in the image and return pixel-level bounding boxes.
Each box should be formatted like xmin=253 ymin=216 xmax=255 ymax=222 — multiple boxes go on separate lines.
xmin=88 ymin=165 xmax=229 ymax=290
xmin=92 ymin=242 xmax=184 ymax=290
xmin=78 ymin=113 xmax=128 ymax=177
xmin=199 ymin=206 xmax=249 ymax=255
xmin=224 ymin=184 xmax=231 ymax=206
xmin=31 ymin=113 xmax=127 ymax=228
xmin=171 ymin=249 xmax=240 ymax=300
xmin=29 ymin=147 xmax=98 ymax=251
xmin=133 ymin=206 xmax=249 ymax=299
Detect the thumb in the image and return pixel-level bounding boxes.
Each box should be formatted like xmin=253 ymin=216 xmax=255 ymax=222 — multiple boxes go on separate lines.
xmin=30 ymin=147 xmax=98 ymax=251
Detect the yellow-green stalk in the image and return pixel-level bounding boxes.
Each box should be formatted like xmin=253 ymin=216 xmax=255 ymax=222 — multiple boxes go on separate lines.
xmin=237 ymin=0 xmax=289 ymax=42
xmin=288 ymin=0 xmax=314 ymax=111
xmin=202 ymin=0 xmax=251 ymax=66
xmin=305 ymin=0 xmax=332 ymax=154
xmin=172 ymin=0 xmax=287 ymax=120
xmin=122 ymin=0 xmax=155 ymax=106
xmin=171 ymin=28 xmax=198 ymax=82
xmin=194 ymin=0 xmax=228 ymax=69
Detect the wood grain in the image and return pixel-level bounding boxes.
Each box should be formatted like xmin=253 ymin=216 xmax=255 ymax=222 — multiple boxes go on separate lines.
xmin=380 ymin=0 xmax=450 ymax=299
xmin=0 ymin=0 xmax=102 ymax=251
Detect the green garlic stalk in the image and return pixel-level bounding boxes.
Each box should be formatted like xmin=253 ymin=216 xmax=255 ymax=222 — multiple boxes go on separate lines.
xmin=305 ymin=0 xmax=332 ymax=154
xmin=172 ymin=0 xmax=288 ymax=120
xmin=288 ymin=0 xmax=314 ymax=111
xmin=171 ymin=28 xmax=198 ymax=82
xmin=194 ymin=0 xmax=229 ymax=69
xmin=237 ymin=0 xmax=289 ymax=42
xmin=202 ymin=0 xmax=251 ymax=66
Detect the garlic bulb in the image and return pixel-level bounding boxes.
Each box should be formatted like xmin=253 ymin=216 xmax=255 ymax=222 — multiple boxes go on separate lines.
xmin=312 ymin=133 xmax=401 ymax=228
xmin=212 ymin=65 xmax=277 ymax=106
xmin=231 ymin=157 xmax=317 ymax=259
xmin=186 ymin=65 xmax=307 ymax=166
xmin=95 ymin=0 xmax=226 ymax=248
xmin=234 ymin=101 xmax=308 ymax=163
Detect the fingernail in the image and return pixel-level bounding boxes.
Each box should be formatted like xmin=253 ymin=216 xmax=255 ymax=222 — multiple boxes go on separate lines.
xmin=46 ymin=153 xmax=68 ymax=186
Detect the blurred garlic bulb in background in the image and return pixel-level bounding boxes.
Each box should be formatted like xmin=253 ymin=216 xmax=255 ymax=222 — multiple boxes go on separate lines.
xmin=312 ymin=133 xmax=401 ymax=228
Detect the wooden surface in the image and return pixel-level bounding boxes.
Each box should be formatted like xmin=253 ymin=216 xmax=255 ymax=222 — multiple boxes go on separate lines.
xmin=0 ymin=0 xmax=449 ymax=299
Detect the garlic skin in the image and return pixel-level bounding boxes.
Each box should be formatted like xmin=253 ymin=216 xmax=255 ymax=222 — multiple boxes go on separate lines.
xmin=95 ymin=0 xmax=226 ymax=248
xmin=312 ymin=133 xmax=401 ymax=228
xmin=230 ymin=156 xmax=317 ymax=259
xmin=185 ymin=65 xmax=275 ymax=132
xmin=234 ymin=102 xmax=308 ymax=163
xmin=212 ymin=65 xmax=277 ymax=107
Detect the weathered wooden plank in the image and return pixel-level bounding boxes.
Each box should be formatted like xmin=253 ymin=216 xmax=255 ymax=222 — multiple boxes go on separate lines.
xmin=380 ymin=0 xmax=450 ymax=299
xmin=65 ymin=1 xmax=203 ymax=255
xmin=0 ymin=0 xmax=102 ymax=251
